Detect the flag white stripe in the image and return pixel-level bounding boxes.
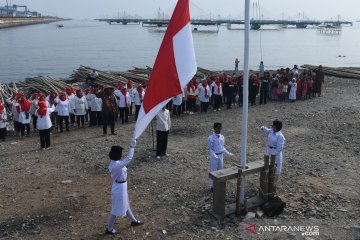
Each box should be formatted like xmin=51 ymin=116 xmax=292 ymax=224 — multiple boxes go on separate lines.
xmin=173 ymin=23 xmax=197 ymax=88
xmin=133 ymin=97 xmax=173 ymax=139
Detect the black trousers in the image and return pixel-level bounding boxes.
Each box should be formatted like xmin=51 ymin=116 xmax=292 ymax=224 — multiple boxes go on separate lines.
xmin=173 ymin=105 xmax=181 ymax=116
xmin=135 ymin=105 xmax=141 ymax=121
xmin=39 ymin=128 xmax=51 ymax=148
xmin=32 ymin=115 xmax=38 ymax=130
xmin=70 ymin=114 xmax=75 ymax=124
xmin=94 ymin=111 xmax=102 ymax=126
xmin=102 ymin=112 xmax=115 ymax=134
xmin=0 ymin=128 xmax=6 ymax=140
xmin=129 ymin=103 xmax=133 ymax=116
xmin=156 ymin=130 xmax=169 ymax=156
xmin=213 ymin=95 xmax=222 ymax=110
xmin=187 ymin=99 xmax=196 ymax=112
xmin=76 ymin=115 xmax=85 ymax=127
xmin=238 ymin=87 xmax=243 ymax=106
xmin=166 ymin=100 xmax=173 ymax=112
xmin=19 ymin=123 xmax=30 ymax=136
xmin=89 ymin=110 xmax=97 ymax=126
xmin=85 ymin=109 xmax=89 ymax=122
xmin=58 ymin=115 xmax=69 ymax=131
xmin=14 ymin=121 xmax=20 ymax=133
xmin=226 ymin=93 xmax=233 ymax=109
xmin=119 ymin=107 xmax=129 ymax=124
xmin=200 ymin=102 xmax=209 ymax=113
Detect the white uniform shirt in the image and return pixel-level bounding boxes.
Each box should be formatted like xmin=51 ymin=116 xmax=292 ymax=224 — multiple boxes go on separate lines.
xmin=212 ymin=82 xmax=223 ymax=96
xmin=114 ymin=90 xmax=131 ymax=108
xmin=0 ymin=111 xmax=7 ymax=128
xmin=66 ymin=94 xmax=75 ymax=113
xmin=134 ymin=90 xmax=145 ymax=106
xmin=156 ymin=109 xmax=171 ymax=131
xmin=260 ymin=127 xmax=285 ymax=156
xmin=56 ymin=99 xmax=71 ymax=116
xmin=91 ymin=96 xmax=102 ymax=112
xmin=208 ymin=132 xmax=230 ymax=158
xmin=17 ymin=104 xmax=31 ymax=124
xmin=73 ymin=96 xmax=88 ymax=116
xmin=86 ymin=93 xmax=95 ymax=109
xmin=35 ymin=106 xmax=55 ymax=130
xmin=197 ymin=84 xmax=212 ymax=102
xmin=6 ymin=98 xmax=19 ymax=121
xmin=172 ymin=92 xmax=183 ymax=106
xmin=186 ymin=85 xmax=196 ymax=98
xmin=108 ymin=148 xmax=135 ymax=183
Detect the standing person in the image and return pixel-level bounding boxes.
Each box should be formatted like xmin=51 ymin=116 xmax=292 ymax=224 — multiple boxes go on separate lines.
xmin=0 ymin=100 xmax=7 ymax=141
xmin=56 ymin=92 xmax=71 ymax=132
xmin=65 ymin=87 xmax=76 ymax=126
xmin=226 ymin=78 xmax=235 ymax=109
xmin=156 ymin=107 xmax=171 ymax=159
xmin=6 ymin=93 xmax=20 ymax=136
xmin=172 ymin=92 xmax=183 ymax=116
xmin=105 ymin=140 xmax=144 ymax=235
xmin=115 ymin=84 xmax=131 ymax=124
xmin=97 ymin=87 xmax=117 ymax=135
xmin=291 ymin=64 xmax=299 ymax=77
xmin=212 ymin=78 xmax=222 ymax=111
xmin=127 ymin=80 xmax=135 ymax=116
xmin=30 ymin=93 xmax=40 ymax=131
xmin=259 ymin=61 xmax=265 ymax=78
xmin=73 ymin=90 xmax=88 ymax=128
xmin=259 ymin=72 xmax=269 ymax=104
xmin=208 ymin=123 xmax=233 ymax=190
xmin=91 ymin=88 xmax=103 ymax=127
xmin=197 ymin=79 xmax=211 ymax=113
xmin=46 ymin=91 xmax=58 ymax=131
xmin=249 ymin=75 xmax=258 ymax=105
xmin=288 ymin=78 xmax=297 ymax=102
xmin=17 ymin=95 xmax=31 ymax=137
xmin=85 ymin=88 xmax=94 ymax=124
xmin=282 ymin=80 xmax=288 ymax=102
xmin=260 ymin=120 xmax=286 ymax=184
xmin=314 ymin=65 xmax=324 ymax=97
xmin=36 ymin=100 xmax=55 ymax=150
xmin=235 ymin=58 xmax=240 ymax=72
xmin=237 ymin=75 xmax=243 ymax=107
xmin=134 ymin=84 xmax=145 ymax=121
xmin=186 ymin=80 xmax=196 ymax=114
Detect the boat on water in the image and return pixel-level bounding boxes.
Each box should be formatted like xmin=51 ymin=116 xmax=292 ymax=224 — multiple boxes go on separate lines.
xmin=148 ymin=25 xmax=219 ymax=33
xmin=56 ymin=24 xmax=64 ymax=28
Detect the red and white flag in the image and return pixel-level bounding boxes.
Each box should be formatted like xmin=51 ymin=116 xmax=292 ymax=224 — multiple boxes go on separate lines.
xmin=133 ymin=0 xmax=197 ymax=139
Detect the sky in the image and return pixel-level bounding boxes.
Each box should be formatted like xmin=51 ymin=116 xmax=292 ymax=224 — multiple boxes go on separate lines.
xmin=2 ymin=0 xmax=359 ymax=21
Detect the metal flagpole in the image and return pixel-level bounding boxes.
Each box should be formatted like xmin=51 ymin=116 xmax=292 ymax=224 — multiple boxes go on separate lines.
xmin=240 ymin=0 xmax=250 ymax=205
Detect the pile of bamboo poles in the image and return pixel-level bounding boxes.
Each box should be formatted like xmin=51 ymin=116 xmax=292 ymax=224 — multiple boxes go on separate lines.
xmin=301 ymin=64 xmax=360 ymax=79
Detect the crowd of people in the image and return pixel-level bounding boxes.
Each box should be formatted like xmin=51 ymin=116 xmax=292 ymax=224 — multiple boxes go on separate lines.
xmin=0 ymin=64 xmax=324 ymax=149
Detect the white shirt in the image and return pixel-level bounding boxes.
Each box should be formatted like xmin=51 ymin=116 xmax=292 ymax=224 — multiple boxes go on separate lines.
xmin=156 ymin=109 xmax=171 ymax=131
xmin=56 ymin=99 xmax=71 ymax=116
xmin=212 ymin=82 xmax=223 ymax=96
xmin=35 ymin=106 xmax=55 ymax=130
xmin=91 ymin=96 xmax=102 ymax=112
xmin=0 ymin=111 xmax=7 ymax=128
xmin=86 ymin=93 xmax=95 ymax=109
xmin=66 ymin=93 xmax=75 ymax=113
xmin=172 ymin=92 xmax=183 ymax=106
xmin=73 ymin=96 xmax=88 ymax=116
xmin=134 ymin=90 xmax=145 ymax=106
xmin=197 ymin=84 xmax=212 ymax=102
xmin=6 ymin=98 xmax=19 ymax=121
xmin=114 ymin=90 xmax=131 ymax=108
xmin=208 ymin=132 xmax=230 ymax=158
xmin=108 ymin=148 xmax=134 ymax=183
xmin=260 ymin=127 xmax=286 ymax=156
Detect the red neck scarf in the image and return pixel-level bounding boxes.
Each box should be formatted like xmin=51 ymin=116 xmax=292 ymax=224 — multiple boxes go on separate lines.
xmin=121 ymin=89 xmax=128 ymax=106
xmin=216 ymin=80 xmax=221 ymax=93
xmin=127 ymin=80 xmax=133 ymax=89
xmin=0 ymin=102 xmax=4 ymax=113
xmin=187 ymin=83 xmax=195 ymax=94
xmin=137 ymin=87 xmax=143 ymax=100
xmin=37 ymin=101 xmax=47 ymax=118
xmin=202 ymin=83 xmax=208 ymax=96
xmin=18 ymin=98 xmax=31 ymax=113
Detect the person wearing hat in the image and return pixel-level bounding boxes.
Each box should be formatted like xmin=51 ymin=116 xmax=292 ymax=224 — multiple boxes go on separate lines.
xmin=105 ymin=139 xmax=144 ymax=235
xmin=114 ymin=83 xmax=131 ymax=124
xmin=208 ymin=123 xmax=234 ymax=190
xmin=288 ymin=78 xmax=297 ymax=102
xmin=134 ymin=84 xmax=145 ymax=121
xmin=35 ymin=100 xmax=56 ymax=150
xmin=260 ymin=120 xmax=286 ymax=184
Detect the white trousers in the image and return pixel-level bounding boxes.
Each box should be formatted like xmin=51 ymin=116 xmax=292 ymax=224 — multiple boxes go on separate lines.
xmin=209 ymin=154 xmax=224 ymax=187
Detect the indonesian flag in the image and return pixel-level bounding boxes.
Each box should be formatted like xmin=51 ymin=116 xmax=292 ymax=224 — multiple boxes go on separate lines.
xmin=133 ymin=0 xmax=197 ymax=139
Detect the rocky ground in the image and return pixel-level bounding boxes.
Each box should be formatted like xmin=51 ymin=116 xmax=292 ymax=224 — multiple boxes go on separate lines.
xmin=0 ymin=76 xmax=359 ymax=240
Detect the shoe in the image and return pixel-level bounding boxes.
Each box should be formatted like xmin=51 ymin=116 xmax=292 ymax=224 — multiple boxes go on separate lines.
xmin=66 ymin=129 xmax=70 ymax=132
xmin=105 ymin=228 xmax=118 ymax=235
xmin=42 ymin=148 xmax=46 ymax=151
xmin=46 ymin=147 xmax=53 ymax=150
xmin=111 ymin=133 xmax=117 ymax=135
xmin=156 ymin=156 xmax=161 ymax=160
xmin=130 ymin=220 xmax=144 ymax=227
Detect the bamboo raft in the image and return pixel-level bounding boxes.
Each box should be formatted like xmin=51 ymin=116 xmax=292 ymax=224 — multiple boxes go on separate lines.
xmin=301 ymin=64 xmax=360 ymax=80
